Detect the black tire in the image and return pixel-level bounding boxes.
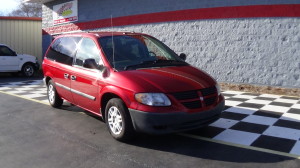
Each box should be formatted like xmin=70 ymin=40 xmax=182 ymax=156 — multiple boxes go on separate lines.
xmin=22 ymin=63 xmax=35 ymax=77
xmin=47 ymin=80 xmax=63 ymax=108
xmin=105 ymin=98 xmax=135 ymax=141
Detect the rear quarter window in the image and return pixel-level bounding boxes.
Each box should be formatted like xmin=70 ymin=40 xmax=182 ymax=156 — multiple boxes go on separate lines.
xmin=46 ymin=37 xmax=81 ymax=65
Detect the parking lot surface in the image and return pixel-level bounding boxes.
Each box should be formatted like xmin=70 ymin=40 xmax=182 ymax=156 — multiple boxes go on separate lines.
xmin=0 ymin=77 xmax=300 ymax=168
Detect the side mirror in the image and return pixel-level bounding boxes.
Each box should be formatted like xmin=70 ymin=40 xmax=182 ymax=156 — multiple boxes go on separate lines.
xmin=13 ymin=51 xmax=17 ymax=56
xmin=83 ymin=58 xmax=107 ymax=71
xmin=83 ymin=59 xmax=99 ymax=69
xmin=179 ymin=53 xmax=187 ymax=61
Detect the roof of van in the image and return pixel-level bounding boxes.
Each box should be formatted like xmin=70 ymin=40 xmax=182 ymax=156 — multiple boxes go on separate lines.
xmin=54 ymin=31 xmax=145 ymax=38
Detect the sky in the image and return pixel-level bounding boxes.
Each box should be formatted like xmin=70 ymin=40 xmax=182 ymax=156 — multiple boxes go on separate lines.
xmin=0 ymin=0 xmax=20 ymax=15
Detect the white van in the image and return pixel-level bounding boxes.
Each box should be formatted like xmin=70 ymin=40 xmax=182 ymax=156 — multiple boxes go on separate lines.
xmin=0 ymin=44 xmax=39 ymax=77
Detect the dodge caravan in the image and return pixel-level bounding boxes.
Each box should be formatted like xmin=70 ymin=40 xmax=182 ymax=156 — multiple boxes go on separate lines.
xmin=42 ymin=32 xmax=225 ymax=141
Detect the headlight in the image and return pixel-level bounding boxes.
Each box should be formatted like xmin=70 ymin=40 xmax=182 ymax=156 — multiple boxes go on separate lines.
xmin=216 ymin=84 xmax=221 ymax=96
xmin=135 ymin=93 xmax=171 ymax=106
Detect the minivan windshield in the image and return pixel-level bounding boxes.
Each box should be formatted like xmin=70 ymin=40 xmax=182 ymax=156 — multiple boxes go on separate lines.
xmin=98 ymin=35 xmax=187 ymax=71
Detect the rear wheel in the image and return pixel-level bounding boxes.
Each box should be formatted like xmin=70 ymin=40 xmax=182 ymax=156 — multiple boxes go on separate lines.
xmin=105 ymin=98 xmax=135 ymax=141
xmin=22 ymin=63 xmax=35 ymax=77
xmin=47 ymin=80 xmax=63 ymax=108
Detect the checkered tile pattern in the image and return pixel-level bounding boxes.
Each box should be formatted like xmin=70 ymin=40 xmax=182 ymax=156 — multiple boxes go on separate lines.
xmin=0 ymin=80 xmax=48 ymax=103
xmin=0 ymin=80 xmax=300 ymax=156
xmin=189 ymin=91 xmax=300 ymax=155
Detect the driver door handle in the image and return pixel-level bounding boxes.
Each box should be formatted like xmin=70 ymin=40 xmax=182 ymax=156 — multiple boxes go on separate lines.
xmin=64 ymin=73 xmax=69 ymax=79
xmin=71 ymin=75 xmax=76 ymax=81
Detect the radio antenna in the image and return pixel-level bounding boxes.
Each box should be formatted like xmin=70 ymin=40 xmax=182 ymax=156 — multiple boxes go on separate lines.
xmin=111 ymin=15 xmax=116 ymax=70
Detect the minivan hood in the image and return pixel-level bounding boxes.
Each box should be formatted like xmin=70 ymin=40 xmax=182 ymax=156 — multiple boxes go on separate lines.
xmin=116 ymin=66 xmax=216 ymax=93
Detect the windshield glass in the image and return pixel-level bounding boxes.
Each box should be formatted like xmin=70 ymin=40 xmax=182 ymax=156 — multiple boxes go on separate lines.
xmin=98 ymin=35 xmax=186 ymax=71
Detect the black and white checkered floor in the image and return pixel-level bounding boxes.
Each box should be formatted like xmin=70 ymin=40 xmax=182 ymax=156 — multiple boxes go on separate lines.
xmin=0 ymin=80 xmax=299 ymax=156
xmin=0 ymin=80 xmax=48 ymax=103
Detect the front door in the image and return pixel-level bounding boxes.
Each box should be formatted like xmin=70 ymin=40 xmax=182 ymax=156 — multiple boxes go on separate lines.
xmin=70 ymin=37 xmax=104 ymax=113
xmin=0 ymin=46 xmax=19 ymax=71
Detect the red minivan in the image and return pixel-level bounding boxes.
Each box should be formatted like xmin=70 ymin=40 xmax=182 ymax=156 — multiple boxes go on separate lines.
xmin=43 ymin=32 xmax=225 ymax=141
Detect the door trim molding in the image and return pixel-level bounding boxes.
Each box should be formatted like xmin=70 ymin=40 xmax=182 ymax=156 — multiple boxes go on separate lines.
xmin=56 ymin=82 xmax=96 ymax=101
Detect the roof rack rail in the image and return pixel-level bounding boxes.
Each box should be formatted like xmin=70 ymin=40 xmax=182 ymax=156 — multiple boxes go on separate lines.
xmin=86 ymin=30 xmax=135 ymax=33
xmin=122 ymin=31 xmax=135 ymax=34
xmin=51 ymin=30 xmax=136 ymax=36
xmin=51 ymin=30 xmax=85 ymax=36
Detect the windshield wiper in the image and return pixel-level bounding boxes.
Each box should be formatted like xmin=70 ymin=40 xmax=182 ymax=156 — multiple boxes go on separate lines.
xmin=124 ymin=59 xmax=186 ymax=70
xmin=124 ymin=60 xmax=155 ymax=70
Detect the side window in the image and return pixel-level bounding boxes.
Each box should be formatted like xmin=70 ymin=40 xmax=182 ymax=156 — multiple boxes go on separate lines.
xmin=51 ymin=38 xmax=62 ymax=53
xmin=0 ymin=46 xmax=16 ymax=56
xmin=46 ymin=37 xmax=81 ymax=65
xmin=75 ymin=38 xmax=102 ymax=67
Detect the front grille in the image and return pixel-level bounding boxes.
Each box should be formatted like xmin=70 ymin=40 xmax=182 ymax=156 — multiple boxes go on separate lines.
xmin=182 ymin=101 xmax=202 ymax=109
xmin=172 ymin=91 xmax=198 ymax=100
xmin=171 ymin=86 xmax=218 ymax=109
xmin=204 ymin=96 xmax=217 ymax=106
xmin=200 ymin=87 xmax=216 ymax=96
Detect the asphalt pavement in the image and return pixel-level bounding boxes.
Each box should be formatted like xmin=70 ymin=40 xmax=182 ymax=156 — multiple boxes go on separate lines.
xmin=0 ymin=75 xmax=299 ymax=168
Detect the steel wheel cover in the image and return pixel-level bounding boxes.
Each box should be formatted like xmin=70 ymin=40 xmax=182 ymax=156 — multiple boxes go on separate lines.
xmin=107 ymin=106 xmax=123 ymax=135
xmin=48 ymin=84 xmax=55 ymax=104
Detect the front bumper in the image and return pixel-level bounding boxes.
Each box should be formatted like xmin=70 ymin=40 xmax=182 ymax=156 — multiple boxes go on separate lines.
xmin=129 ymin=100 xmax=225 ymax=134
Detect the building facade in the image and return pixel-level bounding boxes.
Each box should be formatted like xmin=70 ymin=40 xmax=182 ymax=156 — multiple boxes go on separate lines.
xmin=0 ymin=16 xmax=42 ymax=64
xmin=34 ymin=0 xmax=300 ymax=89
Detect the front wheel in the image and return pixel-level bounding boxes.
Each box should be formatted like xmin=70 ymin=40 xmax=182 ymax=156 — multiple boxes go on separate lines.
xmin=47 ymin=80 xmax=63 ymax=108
xmin=22 ymin=63 xmax=35 ymax=77
xmin=105 ymin=98 xmax=135 ymax=141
